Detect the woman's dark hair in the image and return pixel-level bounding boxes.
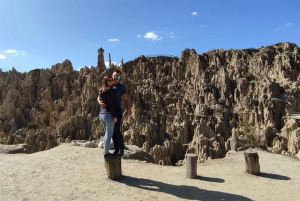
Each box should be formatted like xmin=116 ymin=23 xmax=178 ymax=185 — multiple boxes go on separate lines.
xmin=99 ymin=75 xmax=113 ymax=92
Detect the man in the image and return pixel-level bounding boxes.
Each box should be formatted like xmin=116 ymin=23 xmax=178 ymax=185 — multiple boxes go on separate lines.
xmin=97 ymin=70 xmax=130 ymax=157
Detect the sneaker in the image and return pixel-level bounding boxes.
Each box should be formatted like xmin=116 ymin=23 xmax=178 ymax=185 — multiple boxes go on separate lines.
xmin=112 ymin=150 xmax=119 ymax=156
xmin=117 ymin=149 xmax=124 ymax=157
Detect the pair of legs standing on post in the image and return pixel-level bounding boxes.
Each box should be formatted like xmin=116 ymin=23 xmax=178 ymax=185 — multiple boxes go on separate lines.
xmin=100 ymin=108 xmax=124 ymax=158
xmin=112 ymin=108 xmax=125 ymax=157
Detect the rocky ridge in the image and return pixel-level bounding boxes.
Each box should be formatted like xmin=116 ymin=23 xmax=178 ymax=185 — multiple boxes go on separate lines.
xmin=1 ymin=43 xmax=300 ymax=164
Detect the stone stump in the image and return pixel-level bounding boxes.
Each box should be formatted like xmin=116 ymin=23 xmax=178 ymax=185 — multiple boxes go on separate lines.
xmin=185 ymin=153 xmax=197 ymax=179
xmin=105 ymin=157 xmax=122 ymax=180
xmin=244 ymin=151 xmax=260 ymax=175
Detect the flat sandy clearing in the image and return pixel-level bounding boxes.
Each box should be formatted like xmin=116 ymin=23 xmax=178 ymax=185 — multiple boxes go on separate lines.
xmin=1 ymin=144 xmax=300 ymax=201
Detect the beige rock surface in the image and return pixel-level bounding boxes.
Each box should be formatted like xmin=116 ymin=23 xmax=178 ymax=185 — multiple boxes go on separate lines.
xmin=1 ymin=42 xmax=300 ymax=163
xmin=1 ymin=143 xmax=299 ymax=201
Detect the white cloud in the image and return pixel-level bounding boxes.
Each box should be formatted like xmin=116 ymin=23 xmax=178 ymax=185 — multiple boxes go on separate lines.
xmin=199 ymin=24 xmax=206 ymax=27
xmin=0 ymin=54 xmax=6 ymax=59
xmin=168 ymin=32 xmax=177 ymax=38
xmin=108 ymin=39 xmax=120 ymax=42
xmin=276 ymin=23 xmax=292 ymax=31
xmin=105 ymin=61 xmax=117 ymax=67
xmin=20 ymin=51 xmax=27 ymax=56
xmin=192 ymin=12 xmax=198 ymax=16
xmin=5 ymin=49 xmax=19 ymax=54
xmin=144 ymin=32 xmax=162 ymax=41
xmin=4 ymin=49 xmax=27 ymax=56
xmin=76 ymin=66 xmax=93 ymax=71
xmin=136 ymin=34 xmax=142 ymax=38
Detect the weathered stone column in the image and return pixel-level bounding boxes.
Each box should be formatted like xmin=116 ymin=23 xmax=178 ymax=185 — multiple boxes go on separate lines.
xmin=109 ymin=53 xmax=111 ymax=68
xmin=97 ymin=47 xmax=106 ymax=72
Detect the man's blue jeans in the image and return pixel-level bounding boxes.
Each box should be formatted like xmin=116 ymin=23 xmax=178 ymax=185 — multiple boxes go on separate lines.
xmin=112 ymin=108 xmax=125 ymax=152
xmin=99 ymin=113 xmax=115 ymax=155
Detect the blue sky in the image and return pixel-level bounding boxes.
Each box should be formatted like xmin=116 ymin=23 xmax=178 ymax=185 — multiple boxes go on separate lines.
xmin=0 ymin=0 xmax=299 ymax=72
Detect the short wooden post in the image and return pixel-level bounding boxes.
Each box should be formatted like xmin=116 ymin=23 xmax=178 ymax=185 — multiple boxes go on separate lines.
xmin=185 ymin=153 xmax=197 ymax=179
xmin=244 ymin=151 xmax=260 ymax=175
xmin=105 ymin=157 xmax=122 ymax=180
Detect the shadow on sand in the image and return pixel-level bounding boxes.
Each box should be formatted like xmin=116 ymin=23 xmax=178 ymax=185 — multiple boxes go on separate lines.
xmin=197 ymin=176 xmax=225 ymax=183
xmin=118 ymin=176 xmax=252 ymax=201
xmin=259 ymin=172 xmax=291 ymax=180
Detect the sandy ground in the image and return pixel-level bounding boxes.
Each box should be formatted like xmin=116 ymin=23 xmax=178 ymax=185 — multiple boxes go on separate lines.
xmin=1 ymin=144 xmax=300 ymax=201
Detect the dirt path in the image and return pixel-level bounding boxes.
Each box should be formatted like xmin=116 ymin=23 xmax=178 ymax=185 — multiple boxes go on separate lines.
xmin=1 ymin=143 xmax=299 ymax=201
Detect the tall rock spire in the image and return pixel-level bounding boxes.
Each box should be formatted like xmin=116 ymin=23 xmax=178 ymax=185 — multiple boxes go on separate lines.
xmin=97 ymin=47 xmax=106 ymax=72
xmin=109 ymin=53 xmax=112 ymax=68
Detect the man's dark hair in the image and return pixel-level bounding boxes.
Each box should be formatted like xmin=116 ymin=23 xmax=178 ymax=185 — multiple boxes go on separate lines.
xmin=115 ymin=70 xmax=122 ymax=74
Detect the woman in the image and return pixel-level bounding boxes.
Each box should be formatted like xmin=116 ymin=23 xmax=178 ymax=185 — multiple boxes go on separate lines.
xmin=98 ymin=76 xmax=117 ymax=158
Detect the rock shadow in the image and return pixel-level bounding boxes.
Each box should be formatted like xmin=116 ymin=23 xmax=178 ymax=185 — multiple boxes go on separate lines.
xmin=259 ymin=172 xmax=291 ymax=180
xmin=118 ymin=175 xmax=252 ymax=201
xmin=197 ymin=175 xmax=225 ymax=183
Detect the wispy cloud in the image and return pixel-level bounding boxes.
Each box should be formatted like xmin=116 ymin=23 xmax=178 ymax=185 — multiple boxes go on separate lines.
xmin=76 ymin=65 xmax=92 ymax=71
xmin=144 ymin=32 xmax=162 ymax=41
xmin=108 ymin=39 xmax=120 ymax=42
xmin=4 ymin=49 xmax=27 ymax=57
xmin=5 ymin=49 xmax=19 ymax=54
xmin=192 ymin=12 xmax=198 ymax=16
xmin=199 ymin=24 xmax=206 ymax=27
xmin=276 ymin=23 xmax=292 ymax=31
xmin=136 ymin=34 xmax=142 ymax=38
xmin=0 ymin=54 xmax=6 ymax=59
xmin=167 ymin=32 xmax=177 ymax=39
xmin=105 ymin=61 xmax=117 ymax=67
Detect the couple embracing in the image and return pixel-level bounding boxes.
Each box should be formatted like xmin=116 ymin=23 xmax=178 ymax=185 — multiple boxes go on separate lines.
xmin=97 ymin=70 xmax=130 ymax=158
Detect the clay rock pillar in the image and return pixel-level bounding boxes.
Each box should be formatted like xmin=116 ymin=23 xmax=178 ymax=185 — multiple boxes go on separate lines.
xmin=109 ymin=53 xmax=112 ymax=68
xmin=97 ymin=47 xmax=106 ymax=72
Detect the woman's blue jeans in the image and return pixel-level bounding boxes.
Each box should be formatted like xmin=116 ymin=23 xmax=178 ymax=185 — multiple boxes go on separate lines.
xmin=99 ymin=113 xmax=115 ymax=155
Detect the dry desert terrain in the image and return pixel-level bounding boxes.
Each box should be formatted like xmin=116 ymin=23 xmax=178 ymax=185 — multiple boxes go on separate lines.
xmin=1 ymin=143 xmax=300 ymax=201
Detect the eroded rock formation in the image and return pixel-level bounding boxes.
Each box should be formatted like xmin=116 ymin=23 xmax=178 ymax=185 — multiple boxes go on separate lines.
xmin=97 ymin=47 xmax=106 ymax=72
xmin=1 ymin=42 xmax=300 ymax=164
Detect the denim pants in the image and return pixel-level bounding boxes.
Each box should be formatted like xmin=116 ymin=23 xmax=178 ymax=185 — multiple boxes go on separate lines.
xmin=99 ymin=113 xmax=115 ymax=155
xmin=112 ymin=108 xmax=125 ymax=152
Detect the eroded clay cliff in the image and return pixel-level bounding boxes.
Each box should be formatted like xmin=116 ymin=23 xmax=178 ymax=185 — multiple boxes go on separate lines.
xmin=1 ymin=42 xmax=300 ymax=163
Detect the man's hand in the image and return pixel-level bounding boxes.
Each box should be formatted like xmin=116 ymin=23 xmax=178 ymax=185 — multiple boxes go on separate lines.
xmin=100 ymin=102 xmax=106 ymax=108
xmin=122 ymin=93 xmax=130 ymax=120
xmin=123 ymin=110 xmax=130 ymax=119
xmin=97 ymin=96 xmax=106 ymax=107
